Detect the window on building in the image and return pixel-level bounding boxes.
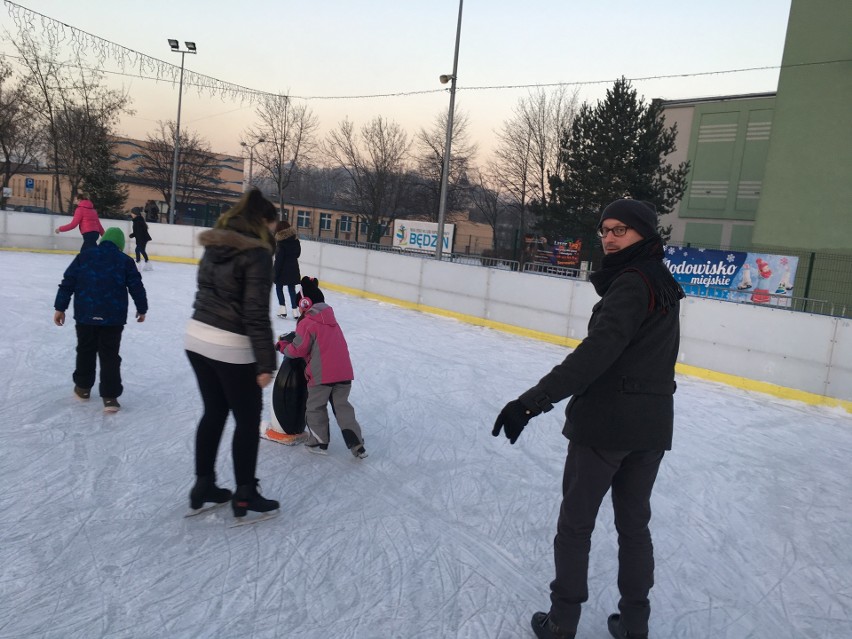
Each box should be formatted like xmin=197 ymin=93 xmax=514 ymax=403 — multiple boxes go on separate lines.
xmin=319 ymin=212 xmax=331 ymax=231
xmin=339 ymin=215 xmax=352 ymax=232
xmin=281 ymin=208 xmax=290 ymax=222
xmin=297 ymin=210 xmax=311 ymax=228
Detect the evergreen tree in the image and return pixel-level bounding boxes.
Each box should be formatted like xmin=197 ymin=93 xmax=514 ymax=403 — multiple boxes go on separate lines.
xmin=537 ymin=77 xmax=689 ymax=243
xmin=81 ymin=133 xmax=127 ymax=219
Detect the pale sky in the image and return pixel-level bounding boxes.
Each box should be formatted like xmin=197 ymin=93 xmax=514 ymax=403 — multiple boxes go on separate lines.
xmin=0 ymin=0 xmax=792 ymax=163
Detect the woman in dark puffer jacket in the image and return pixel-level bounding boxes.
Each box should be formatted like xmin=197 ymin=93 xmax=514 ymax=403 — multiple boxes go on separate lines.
xmin=184 ymin=188 xmax=280 ymax=521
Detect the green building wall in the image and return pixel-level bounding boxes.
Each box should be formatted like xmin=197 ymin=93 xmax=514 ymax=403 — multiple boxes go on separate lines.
xmin=753 ymin=0 xmax=852 ymax=253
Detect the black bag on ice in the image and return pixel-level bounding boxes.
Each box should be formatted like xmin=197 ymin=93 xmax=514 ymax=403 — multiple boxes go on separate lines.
xmin=270 ymin=357 xmax=308 ymax=435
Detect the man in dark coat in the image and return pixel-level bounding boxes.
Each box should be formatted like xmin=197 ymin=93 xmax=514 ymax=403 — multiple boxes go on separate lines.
xmin=54 ymin=227 xmax=148 ymax=413
xmin=493 ymin=199 xmax=684 ymax=639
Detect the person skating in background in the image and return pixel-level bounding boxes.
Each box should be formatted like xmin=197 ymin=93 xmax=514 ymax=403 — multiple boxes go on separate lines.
xmin=492 ymin=199 xmax=684 ymax=639
xmin=273 ymin=220 xmax=301 ymax=319
xmin=144 ymin=200 xmax=160 ymax=223
xmin=276 ymin=276 xmax=367 ymax=459
xmin=53 ymin=227 xmax=148 ymax=413
xmin=129 ymin=210 xmax=153 ymax=271
xmin=184 ymin=188 xmax=280 ymax=521
xmin=54 ymin=192 xmax=104 ymax=251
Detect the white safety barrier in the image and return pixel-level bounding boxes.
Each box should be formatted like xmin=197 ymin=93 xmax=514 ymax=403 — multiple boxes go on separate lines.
xmin=3 ymin=210 xmax=850 ymax=406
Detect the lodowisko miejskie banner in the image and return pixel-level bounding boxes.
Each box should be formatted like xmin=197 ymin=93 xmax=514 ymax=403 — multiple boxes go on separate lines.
xmin=664 ymin=245 xmax=799 ymax=305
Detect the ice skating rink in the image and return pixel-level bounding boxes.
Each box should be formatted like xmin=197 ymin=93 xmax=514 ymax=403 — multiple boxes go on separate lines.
xmin=1 ymin=251 xmax=850 ymax=639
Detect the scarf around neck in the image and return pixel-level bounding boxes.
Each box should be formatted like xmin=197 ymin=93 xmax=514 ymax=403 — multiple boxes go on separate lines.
xmin=589 ymin=235 xmax=685 ymax=311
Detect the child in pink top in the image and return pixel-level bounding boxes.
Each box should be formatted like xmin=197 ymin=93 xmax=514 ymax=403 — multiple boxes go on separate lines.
xmin=55 ymin=192 xmax=104 ymax=251
xmin=277 ymin=277 xmax=367 ymax=459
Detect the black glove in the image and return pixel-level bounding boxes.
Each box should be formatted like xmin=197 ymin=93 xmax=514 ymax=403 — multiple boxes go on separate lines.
xmin=492 ymin=399 xmax=536 ymax=445
xmin=278 ymin=331 xmax=296 ymax=343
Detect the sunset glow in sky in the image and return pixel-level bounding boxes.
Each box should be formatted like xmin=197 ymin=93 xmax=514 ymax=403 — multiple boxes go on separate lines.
xmin=0 ymin=0 xmax=792 ymax=162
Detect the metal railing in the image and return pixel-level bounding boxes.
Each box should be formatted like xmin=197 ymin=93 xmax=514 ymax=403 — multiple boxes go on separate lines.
xmin=692 ymin=286 xmax=843 ymax=316
xmin=523 ymin=261 xmax=587 ymax=280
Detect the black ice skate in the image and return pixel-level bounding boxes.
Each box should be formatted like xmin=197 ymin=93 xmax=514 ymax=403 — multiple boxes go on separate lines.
xmin=607 ymin=613 xmax=648 ymax=639
xmin=230 ymin=480 xmax=279 ymax=527
xmin=531 ymin=611 xmax=575 ymax=639
xmin=186 ymin=475 xmax=232 ymax=517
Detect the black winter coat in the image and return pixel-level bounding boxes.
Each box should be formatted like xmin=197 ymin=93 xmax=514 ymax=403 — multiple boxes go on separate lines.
xmin=129 ymin=216 xmax=152 ymax=243
xmin=273 ymin=227 xmax=301 ymax=286
xmin=519 ymin=270 xmax=680 ymax=451
xmin=191 ymin=220 xmax=276 ymax=374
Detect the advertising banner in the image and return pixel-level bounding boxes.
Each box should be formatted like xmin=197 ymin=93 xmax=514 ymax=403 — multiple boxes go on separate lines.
xmin=664 ymin=246 xmax=799 ymax=305
xmin=534 ymin=238 xmax=583 ymax=268
xmin=393 ymin=219 xmax=454 ymax=252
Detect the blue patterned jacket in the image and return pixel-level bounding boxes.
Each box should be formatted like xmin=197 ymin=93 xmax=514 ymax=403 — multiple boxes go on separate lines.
xmin=54 ymin=241 xmax=148 ymax=325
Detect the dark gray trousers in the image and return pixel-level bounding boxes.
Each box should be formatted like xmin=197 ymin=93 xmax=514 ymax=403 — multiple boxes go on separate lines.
xmin=549 ymin=442 xmax=664 ymax=635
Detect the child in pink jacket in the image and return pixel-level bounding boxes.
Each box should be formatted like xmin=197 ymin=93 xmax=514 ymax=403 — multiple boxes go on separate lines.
xmin=276 ymin=277 xmax=367 ymax=459
xmin=55 ymin=193 xmax=104 ymax=251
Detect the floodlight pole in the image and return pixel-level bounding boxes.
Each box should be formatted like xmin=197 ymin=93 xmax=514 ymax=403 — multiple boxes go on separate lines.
xmin=168 ymin=41 xmax=196 ymax=224
xmin=435 ymin=0 xmax=463 ymax=260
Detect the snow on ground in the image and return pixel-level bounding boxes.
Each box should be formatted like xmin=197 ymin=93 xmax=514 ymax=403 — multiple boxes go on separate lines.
xmin=0 ymin=250 xmax=850 ymax=639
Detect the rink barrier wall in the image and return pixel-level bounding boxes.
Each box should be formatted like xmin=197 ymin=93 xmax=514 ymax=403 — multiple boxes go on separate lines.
xmin=2 ymin=209 xmax=850 ymax=413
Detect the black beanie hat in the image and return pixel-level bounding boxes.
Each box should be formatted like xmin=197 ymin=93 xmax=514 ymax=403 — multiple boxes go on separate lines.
xmin=598 ymin=199 xmax=658 ymax=239
xmin=299 ymin=276 xmax=325 ymax=304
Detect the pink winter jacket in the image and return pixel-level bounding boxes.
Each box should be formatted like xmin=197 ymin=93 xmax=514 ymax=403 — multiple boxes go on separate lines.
xmin=282 ymin=304 xmax=354 ymax=386
xmin=58 ymin=200 xmax=104 ymax=235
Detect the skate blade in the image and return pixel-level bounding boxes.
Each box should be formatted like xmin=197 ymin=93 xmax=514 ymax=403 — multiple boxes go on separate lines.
xmin=184 ymin=501 xmax=228 ymax=518
xmin=230 ymin=510 xmax=280 ymax=528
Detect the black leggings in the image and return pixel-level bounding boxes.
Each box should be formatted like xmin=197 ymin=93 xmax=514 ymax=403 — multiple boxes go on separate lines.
xmin=135 ymin=241 xmax=149 ymax=262
xmin=186 ymin=351 xmax=261 ymax=486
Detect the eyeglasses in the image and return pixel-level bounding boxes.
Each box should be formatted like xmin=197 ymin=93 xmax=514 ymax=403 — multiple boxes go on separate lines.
xmin=597 ymin=225 xmax=631 ymax=238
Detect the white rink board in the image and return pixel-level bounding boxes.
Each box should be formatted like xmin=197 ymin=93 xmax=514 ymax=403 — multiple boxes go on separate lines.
xmin=2 ymin=210 xmax=849 ymax=403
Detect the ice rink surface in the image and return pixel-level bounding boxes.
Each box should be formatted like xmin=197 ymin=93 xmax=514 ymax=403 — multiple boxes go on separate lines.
xmin=1 ymin=251 xmax=850 ymax=639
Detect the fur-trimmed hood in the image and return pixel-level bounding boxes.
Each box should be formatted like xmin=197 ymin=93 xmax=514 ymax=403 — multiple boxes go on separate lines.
xmin=198 ymin=228 xmax=270 ymax=252
xmin=275 ymin=227 xmax=298 ymax=241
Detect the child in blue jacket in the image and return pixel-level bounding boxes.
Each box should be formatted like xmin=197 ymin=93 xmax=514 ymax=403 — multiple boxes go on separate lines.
xmin=53 ymin=227 xmax=148 ymax=412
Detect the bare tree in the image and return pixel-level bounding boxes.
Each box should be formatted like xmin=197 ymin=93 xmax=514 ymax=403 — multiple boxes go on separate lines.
xmin=411 ymin=108 xmax=478 ymax=222
xmin=0 ymin=59 xmax=43 ymax=208
xmin=137 ymin=121 xmax=219 ymax=211
xmin=491 ymin=87 xmax=578 ymax=261
xmin=468 ymin=168 xmax=510 ymax=250
xmin=14 ymin=35 xmax=130 ymax=213
xmin=522 ymin=87 xmax=578 ymax=206
xmin=245 ymin=94 xmax=319 ymax=208
xmin=324 ymin=117 xmax=411 ymax=243
xmin=284 ymin=165 xmax=349 ymax=207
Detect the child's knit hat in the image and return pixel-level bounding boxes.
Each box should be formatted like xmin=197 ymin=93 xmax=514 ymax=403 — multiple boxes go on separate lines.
xmin=100 ymin=227 xmax=125 ymax=251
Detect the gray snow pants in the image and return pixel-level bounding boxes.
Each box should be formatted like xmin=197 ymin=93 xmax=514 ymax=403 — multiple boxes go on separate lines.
xmin=304 ymin=381 xmax=364 ymax=450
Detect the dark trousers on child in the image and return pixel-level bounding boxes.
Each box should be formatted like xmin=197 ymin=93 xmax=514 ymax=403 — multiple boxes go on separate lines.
xmin=549 ymin=442 xmax=664 ymax=636
xmin=186 ymin=351 xmax=261 ymax=486
xmin=74 ymin=324 xmax=124 ymax=398
xmin=135 ymin=241 xmax=149 ymax=263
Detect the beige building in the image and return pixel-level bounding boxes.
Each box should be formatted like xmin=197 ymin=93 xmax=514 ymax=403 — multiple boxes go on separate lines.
xmin=5 ymin=135 xmax=493 ymax=252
